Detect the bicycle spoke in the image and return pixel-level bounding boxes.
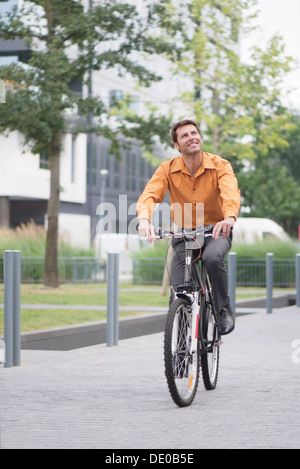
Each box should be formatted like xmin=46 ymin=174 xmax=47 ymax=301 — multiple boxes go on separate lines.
xmin=201 ymin=299 xmax=220 ymax=390
xmin=164 ymin=299 xmax=200 ymax=407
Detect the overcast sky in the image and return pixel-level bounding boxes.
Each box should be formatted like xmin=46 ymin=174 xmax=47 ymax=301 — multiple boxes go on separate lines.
xmin=240 ymin=0 xmax=300 ymax=111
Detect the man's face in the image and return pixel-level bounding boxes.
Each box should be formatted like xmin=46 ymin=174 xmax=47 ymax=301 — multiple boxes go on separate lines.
xmin=174 ymin=124 xmax=203 ymax=155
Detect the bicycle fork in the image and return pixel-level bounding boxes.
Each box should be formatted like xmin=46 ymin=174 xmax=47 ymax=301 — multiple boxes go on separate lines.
xmin=190 ymin=296 xmax=200 ymax=354
xmin=177 ymin=293 xmax=199 ymax=355
xmin=172 ymin=288 xmax=199 ymax=356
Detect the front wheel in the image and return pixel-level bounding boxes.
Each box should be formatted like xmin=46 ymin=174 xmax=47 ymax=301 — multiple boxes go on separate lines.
xmin=201 ymin=299 xmax=220 ymax=390
xmin=164 ymin=298 xmax=200 ymax=407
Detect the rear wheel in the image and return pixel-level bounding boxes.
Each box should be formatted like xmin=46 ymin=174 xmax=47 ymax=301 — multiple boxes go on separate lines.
xmin=164 ymin=298 xmax=200 ymax=407
xmin=201 ymin=298 xmax=220 ymax=390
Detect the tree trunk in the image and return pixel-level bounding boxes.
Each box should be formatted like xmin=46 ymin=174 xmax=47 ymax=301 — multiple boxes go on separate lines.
xmin=0 ymin=196 xmax=10 ymax=227
xmin=44 ymin=131 xmax=61 ymax=287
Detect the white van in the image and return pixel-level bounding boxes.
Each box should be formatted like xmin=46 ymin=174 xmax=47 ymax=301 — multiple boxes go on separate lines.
xmin=233 ymin=218 xmax=290 ymax=244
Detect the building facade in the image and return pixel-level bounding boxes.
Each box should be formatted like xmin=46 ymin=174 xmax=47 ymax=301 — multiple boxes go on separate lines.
xmin=0 ymin=0 xmax=240 ymax=252
xmin=0 ymin=0 xmax=166 ymax=249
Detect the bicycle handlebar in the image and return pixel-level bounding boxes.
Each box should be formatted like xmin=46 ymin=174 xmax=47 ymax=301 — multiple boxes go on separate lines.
xmin=154 ymin=225 xmax=214 ymax=240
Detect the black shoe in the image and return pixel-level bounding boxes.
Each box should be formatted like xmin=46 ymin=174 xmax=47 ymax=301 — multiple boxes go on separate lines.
xmin=218 ymin=305 xmax=235 ymax=335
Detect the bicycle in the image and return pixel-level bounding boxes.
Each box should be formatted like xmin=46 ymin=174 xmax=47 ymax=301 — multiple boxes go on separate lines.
xmin=155 ymin=225 xmax=222 ymax=407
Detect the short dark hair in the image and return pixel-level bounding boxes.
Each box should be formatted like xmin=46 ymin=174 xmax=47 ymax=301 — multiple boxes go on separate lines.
xmin=171 ymin=119 xmax=201 ymax=144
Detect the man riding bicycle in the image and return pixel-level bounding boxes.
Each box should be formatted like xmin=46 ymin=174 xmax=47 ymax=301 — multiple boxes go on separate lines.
xmin=137 ymin=119 xmax=240 ymax=335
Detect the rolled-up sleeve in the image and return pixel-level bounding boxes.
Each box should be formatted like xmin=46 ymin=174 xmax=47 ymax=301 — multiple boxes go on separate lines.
xmin=137 ymin=163 xmax=169 ymax=221
xmin=217 ymin=160 xmax=240 ymax=220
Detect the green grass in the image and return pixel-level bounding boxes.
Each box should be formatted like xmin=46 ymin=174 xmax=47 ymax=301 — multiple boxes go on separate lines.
xmin=0 ymin=283 xmax=169 ymax=306
xmin=0 ymin=283 xmax=169 ymax=333
xmin=0 ymin=283 xmax=294 ymax=334
xmin=0 ymin=307 xmax=149 ymax=333
xmin=0 ymin=221 xmax=94 ymax=258
xmin=231 ymin=239 xmax=300 ymax=259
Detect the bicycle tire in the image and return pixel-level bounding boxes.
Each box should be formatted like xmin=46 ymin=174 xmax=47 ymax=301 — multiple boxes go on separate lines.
xmin=200 ymin=295 xmax=220 ymax=390
xmin=164 ymin=298 xmax=200 ymax=407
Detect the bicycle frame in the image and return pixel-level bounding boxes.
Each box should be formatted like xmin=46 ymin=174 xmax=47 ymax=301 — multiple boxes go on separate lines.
xmin=170 ymin=228 xmax=218 ymax=356
xmin=157 ymin=225 xmax=221 ymax=406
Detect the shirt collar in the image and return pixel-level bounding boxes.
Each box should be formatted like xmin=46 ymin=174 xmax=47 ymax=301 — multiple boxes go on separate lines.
xmin=169 ymin=153 xmax=216 ymax=175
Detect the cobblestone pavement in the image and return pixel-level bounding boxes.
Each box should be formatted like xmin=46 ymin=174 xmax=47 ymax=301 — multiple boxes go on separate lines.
xmin=1 ymin=305 xmax=300 ymax=449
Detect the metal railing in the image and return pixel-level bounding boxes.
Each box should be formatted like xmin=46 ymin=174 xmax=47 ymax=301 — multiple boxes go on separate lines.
xmin=233 ymin=258 xmax=296 ymax=287
xmin=1 ymin=251 xmax=117 ymax=366
xmin=0 ymin=255 xmax=298 ymax=287
xmin=0 ymin=257 xmax=107 ymax=284
xmin=132 ymin=256 xmax=298 ymax=287
xmin=1 ymin=251 xmax=300 ymax=366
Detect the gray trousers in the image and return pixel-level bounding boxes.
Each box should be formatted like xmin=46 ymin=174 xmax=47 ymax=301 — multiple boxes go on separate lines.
xmin=170 ymin=233 xmax=232 ymax=313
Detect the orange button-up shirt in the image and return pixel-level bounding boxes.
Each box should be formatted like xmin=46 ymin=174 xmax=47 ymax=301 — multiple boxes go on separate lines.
xmin=137 ymin=152 xmax=240 ymax=229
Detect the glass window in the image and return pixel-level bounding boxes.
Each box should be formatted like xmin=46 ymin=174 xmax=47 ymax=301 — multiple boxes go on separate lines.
xmin=92 ymin=149 xmax=97 ymax=170
xmin=126 ymin=151 xmax=131 ymax=176
xmin=114 ymin=156 xmax=120 ymax=173
xmin=39 ymin=150 xmax=49 ymax=169
xmin=128 ymin=95 xmax=139 ymax=115
xmin=71 ymin=134 xmax=76 ymax=183
xmin=106 ymin=153 xmax=110 ymax=171
xmin=0 ymin=56 xmax=18 ymax=66
xmin=109 ymin=90 xmax=124 ymax=108
xmin=140 ymin=157 xmax=145 ymax=177
xmin=114 ymin=175 xmax=120 ymax=189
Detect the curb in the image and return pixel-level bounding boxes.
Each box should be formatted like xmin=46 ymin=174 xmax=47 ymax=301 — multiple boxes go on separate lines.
xmin=2 ymin=293 xmax=297 ymax=352
xmin=21 ymin=313 xmax=168 ymax=351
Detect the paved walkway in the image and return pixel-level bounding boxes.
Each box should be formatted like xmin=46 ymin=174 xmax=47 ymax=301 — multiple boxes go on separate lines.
xmin=1 ymin=305 xmax=300 ymax=449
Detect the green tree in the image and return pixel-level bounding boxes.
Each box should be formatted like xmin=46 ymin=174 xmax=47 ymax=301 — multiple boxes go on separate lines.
xmin=239 ymin=112 xmax=300 ymax=236
xmin=167 ymin=0 xmax=294 ymax=166
xmin=277 ymin=113 xmax=300 ymax=184
xmin=161 ymin=0 xmax=299 ymax=234
xmin=239 ymin=159 xmax=300 ymax=236
xmin=0 ymin=0 xmax=176 ymax=287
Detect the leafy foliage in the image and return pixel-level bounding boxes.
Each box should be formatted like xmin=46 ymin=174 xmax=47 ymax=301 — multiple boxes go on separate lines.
xmin=0 ymin=0 xmax=179 ymax=286
xmin=0 ymin=0 xmax=178 ymax=155
xmin=161 ymin=0 xmax=299 ymax=235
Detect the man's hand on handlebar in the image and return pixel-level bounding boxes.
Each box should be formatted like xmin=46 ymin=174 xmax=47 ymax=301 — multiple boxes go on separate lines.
xmin=212 ymin=217 xmax=235 ymax=239
xmin=138 ymin=217 xmax=235 ymax=242
xmin=138 ymin=218 xmax=156 ymax=244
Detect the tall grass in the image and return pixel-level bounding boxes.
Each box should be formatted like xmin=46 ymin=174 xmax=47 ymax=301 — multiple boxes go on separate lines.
xmin=133 ymin=237 xmax=300 ymax=260
xmin=132 ymin=237 xmax=300 ymax=284
xmin=231 ymin=238 xmax=300 ymax=259
xmin=132 ymin=239 xmax=170 ymax=259
xmin=0 ymin=221 xmax=94 ymax=257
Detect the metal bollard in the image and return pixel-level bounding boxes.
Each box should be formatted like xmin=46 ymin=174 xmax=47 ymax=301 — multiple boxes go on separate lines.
xmin=106 ymin=252 xmax=119 ymax=346
xmin=228 ymin=252 xmax=236 ymax=317
xmin=4 ymin=250 xmax=21 ymax=367
xmin=266 ymin=253 xmax=273 ymax=314
xmin=296 ymin=254 xmax=300 ymax=308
